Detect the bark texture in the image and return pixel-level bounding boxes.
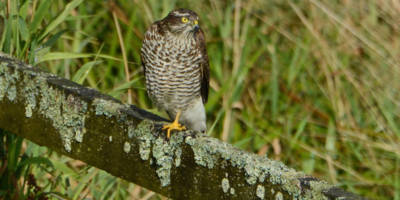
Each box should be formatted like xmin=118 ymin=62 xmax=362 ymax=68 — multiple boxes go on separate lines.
xmin=0 ymin=53 xmax=366 ymax=200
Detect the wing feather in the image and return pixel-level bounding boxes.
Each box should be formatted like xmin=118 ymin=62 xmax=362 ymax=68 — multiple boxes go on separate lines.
xmin=196 ymin=29 xmax=210 ymax=103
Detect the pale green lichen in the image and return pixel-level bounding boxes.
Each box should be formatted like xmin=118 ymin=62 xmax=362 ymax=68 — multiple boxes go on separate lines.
xmin=74 ymin=127 xmax=85 ymax=142
xmin=8 ymin=70 xmax=19 ymax=101
xmin=184 ymin=135 xmax=309 ymax=198
xmin=307 ymin=179 xmax=331 ymax=200
xmin=127 ymin=120 xmax=185 ymax=187
xmin=93 ymin=98 xmax=125 ymax=118
xmin=7 ymin=85 xmax=17 ymax=101
xmin=174 ymin=147 xmax=182 ymax=167
xmin=144 ymin=127 xmax=316 ymax=197
xmin=244 ymin=157 xmax=263 ymax=185
xmin=0 ymin=61 xmax=88 ymax=153
xmin=153 ymin=137 xmax=173 ymax=187
xmin=230 ymin=187 xmax=235 ymax=195
xmin=38 ymin=82 xmax=87 ymax=152
xmin=221 ymin=178 xmax=230 ymax=193
xmin=124 ymin=141 xmax=131 ymax=153
xmin=128 ymin=120 xmax=185 ymax=184
xmin=0 ymin=64 xmax=19 ymax=102
xmin=275 ymin=191 xmax=283 ymax=200
xmin=61 ymin=94 xmax=87 ymax=150
xmin=256 ymin=185 xmax=265 ymax=199
xmin=185 ymin=136 xmax=218 ymax=168
xmin=151 ymin=132 xmax=184 ymax=187
xmin=128 ymin=120 xmax=154 ymax=161
xmin=23 ymin=75 xmax=39 ymax=118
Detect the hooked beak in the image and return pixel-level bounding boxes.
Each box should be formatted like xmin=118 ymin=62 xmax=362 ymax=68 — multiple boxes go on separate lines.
xmin=192 ymin=24 xmax=200 ymax=32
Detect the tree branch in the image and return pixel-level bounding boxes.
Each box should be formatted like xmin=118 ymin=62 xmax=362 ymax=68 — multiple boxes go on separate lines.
xmin=0 ymin=53 xmax=366 ymax=199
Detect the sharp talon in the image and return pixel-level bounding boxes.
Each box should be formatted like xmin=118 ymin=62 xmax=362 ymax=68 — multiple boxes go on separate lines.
xmin=162 ymin=111 xmax=186 ymax=139
xmin=162 ymin=122 xmax=186 ymax=139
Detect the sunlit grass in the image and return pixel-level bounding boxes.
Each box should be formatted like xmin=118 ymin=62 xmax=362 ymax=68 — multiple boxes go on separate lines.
xmin=1 ymin=0 xmax=399 ymax=199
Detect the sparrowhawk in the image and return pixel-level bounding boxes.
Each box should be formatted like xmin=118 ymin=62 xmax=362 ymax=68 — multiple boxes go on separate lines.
xmin=140 ymin=8 xmax=210 ymax=138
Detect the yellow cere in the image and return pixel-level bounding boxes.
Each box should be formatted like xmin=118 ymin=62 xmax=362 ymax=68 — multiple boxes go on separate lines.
xmin=194 ymin=20 xmax=198 ymax=25
xmin=182 ymin=17 xmax=189 ymax=23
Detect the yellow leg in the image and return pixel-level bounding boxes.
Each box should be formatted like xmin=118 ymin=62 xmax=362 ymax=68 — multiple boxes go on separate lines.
xmin=162 ymin=111 xmax=186 ymax=139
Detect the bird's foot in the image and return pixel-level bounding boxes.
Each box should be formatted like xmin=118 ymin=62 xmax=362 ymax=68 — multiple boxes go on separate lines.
xmin=162 ymin=120 xmax=186 ymax=139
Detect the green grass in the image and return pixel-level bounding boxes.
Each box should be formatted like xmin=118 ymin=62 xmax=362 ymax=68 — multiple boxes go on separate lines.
xmin=1 ymin=0 xmax=400 ymax=199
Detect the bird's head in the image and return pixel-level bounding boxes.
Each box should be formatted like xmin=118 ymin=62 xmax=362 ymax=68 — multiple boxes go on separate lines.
xmin=164 ymin=8 xmax=200 ymax=36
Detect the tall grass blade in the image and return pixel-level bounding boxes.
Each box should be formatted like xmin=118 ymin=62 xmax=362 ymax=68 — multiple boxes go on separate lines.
xmin=39 ymin=0 xmax=83 ymax=40
xmin=18 ymin=17 xmax=29 ymax=41
xmin=72 ymin=60 xmax=101 ymax=84
xmin=29 ymin=0 xmax=51 ymax=33
xmin=38 ymin=52 xmax=92 ymax=63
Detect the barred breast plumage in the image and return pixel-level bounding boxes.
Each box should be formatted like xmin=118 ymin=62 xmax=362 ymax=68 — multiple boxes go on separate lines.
xmin=140 ymin=8 xmax=209 ymax=133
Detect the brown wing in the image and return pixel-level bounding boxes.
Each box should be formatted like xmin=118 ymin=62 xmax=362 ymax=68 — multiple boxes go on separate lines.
xmin=196 ymin=29 xmax=210 ymax=103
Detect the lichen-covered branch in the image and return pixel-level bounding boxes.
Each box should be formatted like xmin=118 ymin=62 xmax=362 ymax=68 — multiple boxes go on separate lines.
xmin=0 ymin=53 xmax=365 ymax=200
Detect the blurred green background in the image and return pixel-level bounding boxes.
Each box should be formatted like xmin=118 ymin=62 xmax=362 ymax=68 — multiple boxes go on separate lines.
xmin=1 ymin=0 xmax=399 ymax=199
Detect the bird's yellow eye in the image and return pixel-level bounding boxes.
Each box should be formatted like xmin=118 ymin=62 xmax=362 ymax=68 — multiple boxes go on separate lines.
xmin=194 ymin=20 xmax=198 ymax=25
xmin=181 ymin=17 xmax=189 ymax=23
